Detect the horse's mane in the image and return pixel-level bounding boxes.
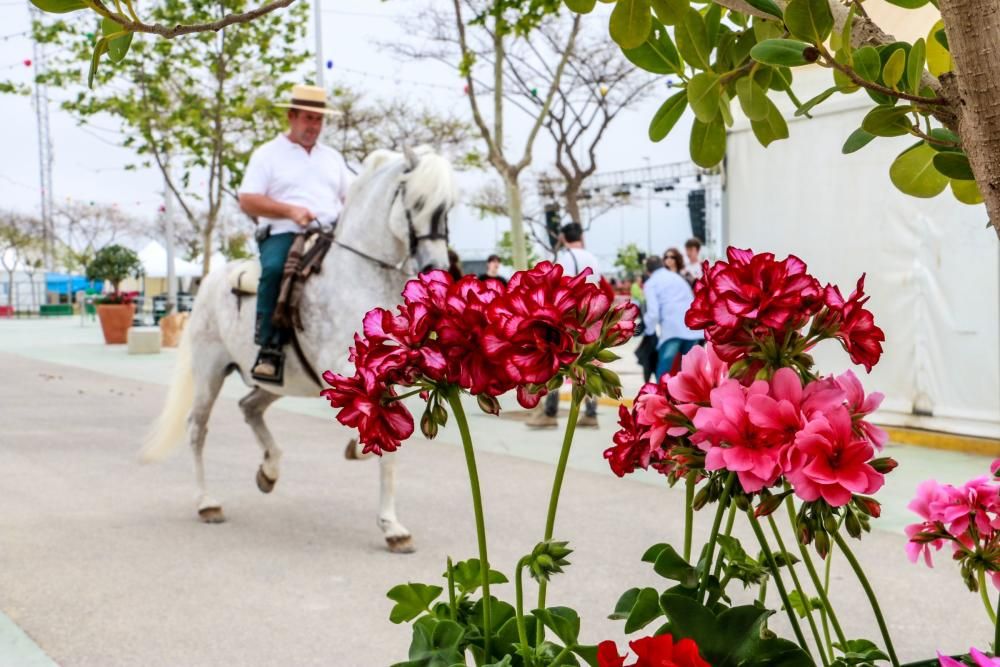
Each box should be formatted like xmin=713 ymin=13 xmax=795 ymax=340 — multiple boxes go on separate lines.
xmin=347 ymin=147 xmax=457 ymax=217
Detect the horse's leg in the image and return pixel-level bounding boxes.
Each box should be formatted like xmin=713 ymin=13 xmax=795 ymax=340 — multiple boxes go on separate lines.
xmin=378 ymin=454 xmax=414 ymax=553
xmin=238 ymin=388 xmax=283 ymax=493
xmin=191 ymin=348 xmax=229 ymax=523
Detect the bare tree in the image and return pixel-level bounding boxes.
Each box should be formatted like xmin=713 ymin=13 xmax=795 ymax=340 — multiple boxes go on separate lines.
xmin=323 ymin=86 xmax=481 ymax=168
xmin=52 ymin=202 xmax=144 ymax=274
xmin=0 ymin=212 xmax=42 ymax=312
xmin=392 ymin=1 xmax=580 ymax=269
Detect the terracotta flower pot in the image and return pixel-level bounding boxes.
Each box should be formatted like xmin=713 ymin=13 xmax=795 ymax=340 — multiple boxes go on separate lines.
xmin=159 ymin=312 xmax=189 ymax=348
xmin=96 ymin=303 xmax=136 ymax=344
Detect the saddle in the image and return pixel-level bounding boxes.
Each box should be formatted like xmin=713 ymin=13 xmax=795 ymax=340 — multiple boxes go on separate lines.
xmin=229 ymin=228 xmax=335 ymax=331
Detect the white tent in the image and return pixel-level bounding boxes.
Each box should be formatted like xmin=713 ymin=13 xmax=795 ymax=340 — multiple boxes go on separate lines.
xmin=722 ymin=8 xmax=1000 ymax=438
xmin=137 ymin=241 xmax=202 ymax=278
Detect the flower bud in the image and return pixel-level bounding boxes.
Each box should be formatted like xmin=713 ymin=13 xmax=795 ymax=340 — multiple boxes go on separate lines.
xmin=797 ymin=520 xmax=813 ymax=546
xmin=854 ymin=496 xmax=881 ymax=518
xmin=755 ymin=494 xmax=784 ymax=518
xmin=870 ymin=457 xmax=898 ymax=474
xmin=814 ymin=530 xmax=830 ymax=559
xmin=420 ymin=411 xmax=438 ymax=439
xmin=692 ymin=486 xmax=710 ymax=511
xmin=596 ymin=349 xmax=620 ymax=363
xmin=433 ymin=404 xmax=448 ymax=426
xmin=585 ymin=372 xmax=605 ymax=397
xmin=597 ymin=367 xmax=622 ymax=387
xmin=734 ymin=493 xmax=751 ymax=512
xmin=546 ymin=376 xmax=564 ymax=391
xmin=476 ymin=393 xmax=501 ymax=416
xmin=823 ymin=515 xmax=839 ymax=533
xmin=526 ymin=540 xmax=573 ymax=582
xmin=845 ymin=512 xmax=862 ymax=539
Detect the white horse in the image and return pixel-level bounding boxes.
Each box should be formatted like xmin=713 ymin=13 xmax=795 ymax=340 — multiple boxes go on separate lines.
xmin=139 ymin=147 xmax=457 ymax=553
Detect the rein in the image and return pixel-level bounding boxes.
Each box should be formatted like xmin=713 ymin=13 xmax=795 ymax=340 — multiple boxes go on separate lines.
xmin=332 ymin=173 xmax=449 ymax=274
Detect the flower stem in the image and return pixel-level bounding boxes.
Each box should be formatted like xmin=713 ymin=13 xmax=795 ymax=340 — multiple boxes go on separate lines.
xmin=785 ymin=496 xmax=847 ymax=653
xmin=831 ymin=530 xmax=899 ymax=667
xmin=698 ymin=473 xmax=735 ymax=603
xmin=446 ymin=388 xmax=492 ymax=660
xmin=978 ymin=569 xmax=998 ymax=625
xmin=994 ymin=591 xmax=1000 ymax=654
xmin=446 ymin=557 xmax=457 ymax=621
xmin=536 ymin=391 xmax=582 ymax=630
xmin=767 ymin=515 xmax=829 ymax=666
xmin=514 ymin=557 xmax=533 ymax=666
xmin=746 ymin=510 xmax=810 ymax=653
xmin=684 ymin=473 xmax=696 ymax=562
xmin=711 ymin=502 xmax=738 ymax=582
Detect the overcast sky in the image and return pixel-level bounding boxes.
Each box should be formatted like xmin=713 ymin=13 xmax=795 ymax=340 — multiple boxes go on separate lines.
xmin=0 ymin=1 xmax=707 ymax=271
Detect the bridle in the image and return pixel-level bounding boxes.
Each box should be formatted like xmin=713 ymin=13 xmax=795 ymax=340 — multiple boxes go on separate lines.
xmin=333 ymin=172 xmax=449 ymax=274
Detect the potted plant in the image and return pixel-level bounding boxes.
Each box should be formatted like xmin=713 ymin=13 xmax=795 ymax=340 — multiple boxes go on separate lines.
xmin=86 ymin=244 xmax=143 ymax=344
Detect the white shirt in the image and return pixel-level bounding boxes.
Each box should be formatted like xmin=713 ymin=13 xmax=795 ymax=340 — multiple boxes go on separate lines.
xmin=643 ymin=268 xmax=704 ymax=345
xmin=239 ymin=134 xmax=354 ymax=235
xmin=555 ymin=246 xmax=601 ymax=283
xmin=681 ymin=256 xmax=703 ymax=283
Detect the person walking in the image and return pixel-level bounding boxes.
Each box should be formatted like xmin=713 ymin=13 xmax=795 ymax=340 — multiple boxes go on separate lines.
xmin=644 ymin=250 xmax=704 ymax=380
xmin=527 ymin=222 xmax=601 ymax=429
xmin=238 ymin=84 xmax=354 ymax=381
xmin=635 ymin=255 xmax=663 ymax=383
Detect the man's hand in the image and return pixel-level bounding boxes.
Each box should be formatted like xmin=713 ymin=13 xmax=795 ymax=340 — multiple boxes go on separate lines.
xmin=287 ymin=205 xmax=315 ymax=227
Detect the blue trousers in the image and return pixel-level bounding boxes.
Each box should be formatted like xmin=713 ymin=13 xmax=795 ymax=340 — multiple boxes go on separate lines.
xmin=655 ymin=338 xmax=701 ymax=380
xmin=255 ymin=232 xmax=296 ymax=347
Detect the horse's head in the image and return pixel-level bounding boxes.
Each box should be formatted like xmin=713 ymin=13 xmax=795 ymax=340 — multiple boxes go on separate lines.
xmin=389 ymin=146 xmax=457 ymax=273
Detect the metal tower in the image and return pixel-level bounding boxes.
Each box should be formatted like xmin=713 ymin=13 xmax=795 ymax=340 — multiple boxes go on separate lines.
xmin=30 ymin=6 xmax=55 ymax=269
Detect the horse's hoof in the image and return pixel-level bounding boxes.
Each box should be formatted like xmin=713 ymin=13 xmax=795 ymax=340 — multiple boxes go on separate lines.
xmin=198 ymin=506 xmax=226 ymax=524
xmin=386 ymin=534 xmax=415 ymax=554
xmin=256 ymin=466 xmax=277 ymax=494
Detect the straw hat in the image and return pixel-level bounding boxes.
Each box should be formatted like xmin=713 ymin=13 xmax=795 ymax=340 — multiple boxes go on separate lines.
xmin=275 ymin=84 xmax=336 ymax=115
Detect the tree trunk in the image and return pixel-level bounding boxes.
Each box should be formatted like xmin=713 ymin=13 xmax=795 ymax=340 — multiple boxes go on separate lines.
xmin=505 ymin=176 xmax=528 ymax=270
xmin=201 ymin=215 xmax=214 ymax=276
xmin=937 ymin=0 xmax=1000 ymax=237
xmin=563 ymin=181 xmax=583 ymax=226
xmin=5 ymin=271 xmax=12 ymax=313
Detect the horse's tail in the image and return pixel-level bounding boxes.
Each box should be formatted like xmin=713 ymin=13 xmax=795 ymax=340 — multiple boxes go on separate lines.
xmin=139 ymin=323 xmax=195 ymax=463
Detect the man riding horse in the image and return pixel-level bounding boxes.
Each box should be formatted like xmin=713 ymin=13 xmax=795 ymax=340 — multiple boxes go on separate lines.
xmin=238 ymin=84 xmax=354 ymax=382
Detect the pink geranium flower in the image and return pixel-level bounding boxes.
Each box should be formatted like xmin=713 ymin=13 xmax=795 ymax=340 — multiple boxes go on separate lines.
xmin=693 ymin=379 xmax=784 ymax=492
xmin=939 ymin=648 xmax=1000 ymax=666
xmin=834 ymin=369 xmax=888 ymax=449
xmin=783 ymin=407 xmax=884 ymax=507
xmin=665 ymin=343 xmax=730 ymax=406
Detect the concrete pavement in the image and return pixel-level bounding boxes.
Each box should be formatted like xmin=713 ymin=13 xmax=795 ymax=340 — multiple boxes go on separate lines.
xmin=0 ymin=317 xmax=996 ymax=665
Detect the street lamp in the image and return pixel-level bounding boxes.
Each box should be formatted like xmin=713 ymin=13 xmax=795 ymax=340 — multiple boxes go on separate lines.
xmin=643 ymin=157 xmax=652 ymax=254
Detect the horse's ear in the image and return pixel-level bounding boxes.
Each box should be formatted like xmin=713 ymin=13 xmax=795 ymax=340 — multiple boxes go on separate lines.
xmin=403 ymin=145 xmax=419 ymax=172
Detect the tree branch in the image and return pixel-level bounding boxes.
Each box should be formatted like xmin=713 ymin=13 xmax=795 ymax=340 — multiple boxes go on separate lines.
xmin=83 ymin=0 xmax=298 ymax=38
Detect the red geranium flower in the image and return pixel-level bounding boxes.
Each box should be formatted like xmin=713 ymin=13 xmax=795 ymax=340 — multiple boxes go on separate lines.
xmin=822 ymin=275 xmax=885 ymax=372
xmin=597 ymin=634 xmax=711 ymax=667
xmin=320 ymin=368 xmax=414 ymax=455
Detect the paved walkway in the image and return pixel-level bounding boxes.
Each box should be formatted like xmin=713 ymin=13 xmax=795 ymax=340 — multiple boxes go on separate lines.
xmin=0 ymin=317 xmax=995 ymax=664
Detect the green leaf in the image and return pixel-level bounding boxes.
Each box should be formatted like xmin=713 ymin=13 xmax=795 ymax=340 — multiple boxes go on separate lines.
xmin=852 ymin=46 xmax=881 ymax=81
xmin=648 ymin=91 xmax=687 ymax=141
xmin=890 ymin=142 xmax=950 ymax=198
xmin=743 ymin=637 xmax=816 ymax=667
xmin=884 ymin=0 xmax=928 ymax=7
xmin=735 ymin=77 xmax=769 ymax=121
xmin=610 ymin=0 xmax=653 ymax=50
xmin=704 ymin=3 xmax=722 ymax=47
xmin=882 ymin=48 xmax=905 ymax=89
xmin=88 ymin=38 xmax=109 ymax=89
xmin=443 ymin=559 xmax=508 ymax=595
xmin=623 ymin=19 xmax=682 ymax=75
xmin=794 ymin=85 xmax=842 ymax=117
xmin=690 ymin=116 xmax=726 ymax=167
xmin=718 ymin=90 xmax=734 ymax=127
xmin=650 ymin=0 xmax=688 ymax=25
xmin=387 ymin=583 xmax=444 ymax=624
xmin=861 ymin=105 xmax=912 ymax=137
xmin=649 ymin=543 xmax=699 ymax=588
xmin=743 ymin=0 xmax=783 ymax=19
xmin=927 ymin=127 xmax=961 ymax=151
xmin=907 ymin=38 xmax=926 ymax=95
xmin=933 ymin=151 xmax=974 ymax=180
xmin=531 ymin=607 xmax=581 ymax=647
xmin=750 ymin=97 xmax=788 ymax=147
xmin=712 ymin=605 xmax=772 ymax=662
xmin=750 ymin=39 xmax=815 ymax=67
xmin=783 ymin=0 xmax=833 ymax=44
xmin=926 ymin=20 xmax=952 ymax=76
xmin=674 ymin=8 xmax=712 ymax=70
xmin=564 ymin=0 xmax=598 ymax=12
xmin=687 ymin=72 xmax=721 ymax=122
xmin=29 ymin=0 xmax=86 ymax=13
xmin=573 ymin=645 xmax=600 ymax=667
xmin=623 ymin=587 xmax=662 ymax=633
xmin=396 ymin=616 xmax=465 ymax=666
xmin=609 ymin=587 xmax=641 ymax=620
xmin=842 ymin=127 xmax=876 ymax=154
xmin=658 ymin=594 xmax=717 ymax=648
xmin=951 ymin=179 xmax=984 ymax=205
xmin=783 ymin=590 xmax=823 ymax=618
xmin=102 ymin=18 xmax=133 ymax=64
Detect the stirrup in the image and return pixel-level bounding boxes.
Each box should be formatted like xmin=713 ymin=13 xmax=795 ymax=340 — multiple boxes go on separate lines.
xmin=251 ymin=347 xmax=286 ymax=385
